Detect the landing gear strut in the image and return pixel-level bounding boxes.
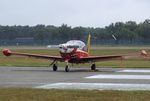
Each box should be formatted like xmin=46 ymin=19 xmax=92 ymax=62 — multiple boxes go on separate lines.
xmin=53 ymin=64 xmax=58 ymax=71
xmin=91 ymin=64 xmax=96 ymax=70
xmin=65 ymin=65 xmax=69 ymax=72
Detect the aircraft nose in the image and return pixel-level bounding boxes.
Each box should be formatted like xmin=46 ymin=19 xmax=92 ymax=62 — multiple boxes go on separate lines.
xmin=63 ymin=46 xmax=68 ymax=52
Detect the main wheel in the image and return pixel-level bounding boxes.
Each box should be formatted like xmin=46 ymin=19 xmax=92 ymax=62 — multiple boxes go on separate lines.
xmin=65 ymin=65 xmax=69 ymax=72
xmin=91 ymin=64 xmax=96 ymax=70
xmin=53 ymin=64 xmax=57 ymax=71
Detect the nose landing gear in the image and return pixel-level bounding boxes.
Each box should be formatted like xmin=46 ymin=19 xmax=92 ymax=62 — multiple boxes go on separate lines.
xmin=65 ymin=61 xmax=69 ymax=72
xmin=65 ymin=65 xmax=69 ymax=72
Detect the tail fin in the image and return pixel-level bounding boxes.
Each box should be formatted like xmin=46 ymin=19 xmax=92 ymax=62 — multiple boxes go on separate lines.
xmin=87 ymin=33 xmax=91 ymax=55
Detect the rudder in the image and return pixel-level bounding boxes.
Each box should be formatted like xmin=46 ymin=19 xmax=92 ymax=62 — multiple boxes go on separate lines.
xmin=87 ymin=33 xmax=91 ymax=55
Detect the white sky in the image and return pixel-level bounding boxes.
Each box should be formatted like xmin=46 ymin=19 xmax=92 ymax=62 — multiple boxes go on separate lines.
xmin=0 ymin=0 xmax=150 ymax=27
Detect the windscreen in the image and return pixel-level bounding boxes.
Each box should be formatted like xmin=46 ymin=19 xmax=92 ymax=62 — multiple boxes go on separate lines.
xmin=66 ymin=40 xmax=86 ymax=50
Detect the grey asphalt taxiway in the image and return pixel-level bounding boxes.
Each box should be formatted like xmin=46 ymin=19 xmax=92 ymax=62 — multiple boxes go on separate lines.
xmin=1 ymin=66 xmax=150 ymax=90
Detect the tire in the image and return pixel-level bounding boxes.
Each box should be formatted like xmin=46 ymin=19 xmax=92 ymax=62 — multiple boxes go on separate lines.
xmin=53 ymin=64 xmax=57 ymax=71
xmin=91 ymin=64 xmax=96 ymax=70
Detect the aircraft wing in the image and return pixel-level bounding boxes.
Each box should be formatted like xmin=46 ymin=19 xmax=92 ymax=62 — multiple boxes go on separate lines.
xmin=3 ymin=49 xmax=148 ymax=63
xmin=78 ymin=50 xmax=148 ymax=63
xmin=2 ymin=49 xmax=63 ymax=62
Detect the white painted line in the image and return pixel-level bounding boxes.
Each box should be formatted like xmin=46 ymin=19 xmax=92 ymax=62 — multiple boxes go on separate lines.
xmin=35 ymin=83 xmax=150 ymax=91
xmin=119 ymin=69 xmax=150 ymax=73
xmin=85 ymin=74 xmax=150 ymax=79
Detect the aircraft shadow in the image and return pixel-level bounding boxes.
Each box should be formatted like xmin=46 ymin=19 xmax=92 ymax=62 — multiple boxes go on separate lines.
xmin=11 ymin=68 xmax=118 ymax=73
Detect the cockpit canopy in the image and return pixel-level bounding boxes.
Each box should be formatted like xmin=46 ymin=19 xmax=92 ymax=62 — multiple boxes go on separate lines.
xmin=66 ymin=40 xmax=86 ymax=50
xmin=59 ymin=40 xmax=86 ymax=53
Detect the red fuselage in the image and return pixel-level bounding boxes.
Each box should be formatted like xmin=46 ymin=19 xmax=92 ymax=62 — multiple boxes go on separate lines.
xmin=60 ymin=48 xmax=89 ymax=63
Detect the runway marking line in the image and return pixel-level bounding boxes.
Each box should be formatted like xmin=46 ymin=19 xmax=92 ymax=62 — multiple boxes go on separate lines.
xmin=85 ymin=74 xmax=150 ymax=79
xmin=118 ymin=69 xmax=150 ymax=73
xmin=35 ymin=83 xmax=150 ymax=90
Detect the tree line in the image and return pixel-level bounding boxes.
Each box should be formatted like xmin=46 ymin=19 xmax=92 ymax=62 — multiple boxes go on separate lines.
xmin=0 ymin=19 xmax=150 ymax=45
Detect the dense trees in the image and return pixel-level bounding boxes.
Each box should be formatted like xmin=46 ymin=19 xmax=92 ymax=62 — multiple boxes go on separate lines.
xmin=0 ymin=19 xmax=150 ymax=45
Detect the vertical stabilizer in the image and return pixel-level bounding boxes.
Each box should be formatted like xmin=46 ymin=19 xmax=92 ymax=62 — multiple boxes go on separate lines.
xmin=87 ymin=33 xmax=91 ymax=55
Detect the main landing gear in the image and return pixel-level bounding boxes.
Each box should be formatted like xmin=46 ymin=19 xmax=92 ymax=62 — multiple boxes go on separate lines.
xmin=91 ymin=64 xmax=96 ymax=71
xmin=53 ymin=64 xmax=58 ymax=71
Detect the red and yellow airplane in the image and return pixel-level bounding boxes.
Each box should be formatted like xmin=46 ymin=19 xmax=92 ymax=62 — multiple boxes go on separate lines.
xmin=2 ymin=34 xmax=148 ymax=72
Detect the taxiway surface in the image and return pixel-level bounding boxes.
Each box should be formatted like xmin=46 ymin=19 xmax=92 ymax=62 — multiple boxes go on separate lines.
xmin=1 ymin=67 xmax=150 ymax=90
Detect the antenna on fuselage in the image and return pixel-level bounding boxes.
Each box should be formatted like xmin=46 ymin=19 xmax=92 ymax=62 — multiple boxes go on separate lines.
xmin=87 ymin=33 xmax=91 ymax=55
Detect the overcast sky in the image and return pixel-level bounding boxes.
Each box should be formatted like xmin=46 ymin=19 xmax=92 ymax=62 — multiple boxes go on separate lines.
xmin=0 ymin=0 xmax=150 ymax=27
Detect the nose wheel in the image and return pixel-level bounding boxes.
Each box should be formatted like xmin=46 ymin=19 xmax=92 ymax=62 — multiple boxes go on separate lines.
xmin=91 ymin=64 xmax=96 ymax=70
xmin=53 ymin=64 xmax=58 ymax=71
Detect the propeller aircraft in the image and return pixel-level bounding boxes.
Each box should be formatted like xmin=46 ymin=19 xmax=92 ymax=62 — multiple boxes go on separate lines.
xmin=2 ymin=34 xmax=148 ymax=72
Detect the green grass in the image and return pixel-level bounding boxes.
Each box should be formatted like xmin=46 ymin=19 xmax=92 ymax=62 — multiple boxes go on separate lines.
xmin=0 ymin=88 xmax=150 ymax=101
xmin=0 ymin=47 xmax=150 ymax=67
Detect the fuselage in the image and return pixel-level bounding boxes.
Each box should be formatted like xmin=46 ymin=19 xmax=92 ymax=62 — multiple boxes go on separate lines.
xmin=58 ymin=40 xmax=89 ymax=63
